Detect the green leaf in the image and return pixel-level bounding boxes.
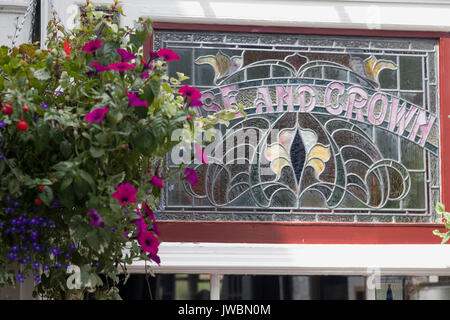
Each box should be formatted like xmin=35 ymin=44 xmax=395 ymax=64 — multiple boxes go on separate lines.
xmin=86 ymin=230 xmax=100 ymax=250
xmin=436 ymin=202 xmax=445 ymax=214
xmin=151 ymin=116 xmax=168 ymax=140
xmin=60 ymin=140 xmax=72 ymax=159
xmin=131 ymin=128 xmax=155 ymax=156
xmin=79 ymin=170 xmax=96 ymax=191
xmin=34 ymin=67 xmax=51 ymax=80
xmin=60 ymin=176 xmax=73 ymax=191
xmin=39 ymin=186 xmax=54 ymax=206
xmin=149 ymin=79 xmax=160 ymax=98
xmin=89 ymin=146 xmax=105 ymax=158
xmin=59 ymin=186 xmax=75 ymax=208
xmin=73 ymin=176 xmax=88 ymax=200
xmin=102 ymin=41 xmax=120 ymax=63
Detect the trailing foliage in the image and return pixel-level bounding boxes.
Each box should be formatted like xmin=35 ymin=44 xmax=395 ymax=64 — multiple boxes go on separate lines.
xmin=0 ymin=1 xmax=243 ymax=299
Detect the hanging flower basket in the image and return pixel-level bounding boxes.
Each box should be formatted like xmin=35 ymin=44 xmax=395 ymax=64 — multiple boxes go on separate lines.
xmin=0 ymin=1 xmax=243 ymax=299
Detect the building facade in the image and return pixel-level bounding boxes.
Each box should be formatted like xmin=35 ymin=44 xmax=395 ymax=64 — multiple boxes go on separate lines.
xmin=2 ymin=0 xmax=450 ymax=300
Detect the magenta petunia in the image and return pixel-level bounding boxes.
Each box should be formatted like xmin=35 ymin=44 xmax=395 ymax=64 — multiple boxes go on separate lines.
xmin=147 ymin=51 xmax=160 ymax=62
xmin=140 ymin=59 xmax=153 ymax=71
xmin=157 ymin=48 xmax=179 ymax=62
xmin=88 ymin=209 xmax=104 ymax=228
xmin=179 ymin=85 xmax=202 ymax=100
xmin=150 ymin=221 xmax=160 ymax=237
xmin=194 ymin=143 xmax=209 ymax=164
xmin=85 ymin=107 xmax=109 ymax=124
xmin=117 ymin=48 xmax=137 ymax=62
xmin=142 ymin=203 xmax=156 ymax=221
xmin=189 ymin=99 xmax=203 ymax=107
xmin=91 ymin=62 xmax=110 ymax=73
xmin=137 ymin=231 xmax=159 ymax=255
xmin=150 ymin=176 xmax=165 ymax=189
xmin=112 ymin=183 xmax=138 ymax=206
xmin=109 ymin=62 xmax=135 ymax=72
xmin=184 ymin=168 xmax=198 ymax=186
xmin=141 ymin=72 xmax=150 ymax=79
xmin=148 ymin=252 xmax=161 ymax=265
xmin=126 ymin=91 xmax=148 ymax=107
xmin=82 ymin=39 xmax=103 ymax=54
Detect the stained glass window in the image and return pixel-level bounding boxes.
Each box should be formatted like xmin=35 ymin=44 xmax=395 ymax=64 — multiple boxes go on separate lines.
xmin=154 ymin=30 xmax=440 ymax=223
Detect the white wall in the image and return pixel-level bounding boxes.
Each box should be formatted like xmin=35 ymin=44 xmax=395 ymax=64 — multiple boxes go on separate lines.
xmin=0 ymin=0 xmax=33 ymax=47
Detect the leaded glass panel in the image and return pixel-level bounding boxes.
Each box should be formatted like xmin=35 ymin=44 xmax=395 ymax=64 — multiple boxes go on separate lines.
xmin=155 ymin=30 xmax=440 ymax=223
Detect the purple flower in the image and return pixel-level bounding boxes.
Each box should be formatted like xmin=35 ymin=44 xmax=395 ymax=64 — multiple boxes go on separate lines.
xmin=33 ymin=262 xmax=40 ymax=269
xmin=69 ymin=244 xmax=76 ymax=251
xmin=146 ymin=51 xmax=160 ymax=63
xmin=55 ymin=90 xmax=63 ymax=96
xmin=117 ymin=48 xmax=136 ymax=62
xmin=34 ymin=275 xmax=41 ymax=283
xmin=11 ymin=246 xmax=18 ymax=252
xmin=6 ymin=207 xmax=15 ymax=214
xmin=184 ymin=168 xmax=198 ymax=186
xmin=65 ymin=252 xmax=71 ymax=259
xmin=148 ymin=252 xmax=161 ymax=265
xmin=150 ymin=176 xmax=165 ymax=189
xmin=30 ymin=231 xmax=39 ymax=241
xmin=50 ymin=248 xmax=60 ymax=256
xmin=55 ymin=262 xmax=62 ymax=269
xmin=82 ymin=39 xmax=103 ymax=54
xmin=16 ymin=273 xmax=24 ymax=283
xmin=85 ymin=107 xmax=109 ymax=124
xmin=43 ymin=265 xmax=49 ymax=271
xmin=189 ymin=99 xmax=203 ymax=107
xmin=93 ymin=262 xmax=100 ymax=268
xmin=8 ymin=253 xmax=17 ymax=261
xmin=41 ymin=103 xmax=49 ymax=109
xmin=110 ymin=226 xmax=116 ymax=233
xmin=88 ymin=209 xmax=105 ymax=228
xmin=112 ymin=183 xmax=138 ymax=206
xmin=91 ymin=62 xmax=110 ymax=73
xmin=32 ymin=243 xmax=41 ymax=251
xmin=141 ymin=72 xmax=150 ymax=79
xmin=0 ymin=121 xmax=6 ymax=128
xmin=126 ymin=91 xmax=148 ymax=107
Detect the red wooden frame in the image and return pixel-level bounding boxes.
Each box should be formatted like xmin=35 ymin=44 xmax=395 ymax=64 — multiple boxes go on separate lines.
xmin=146 ymin=23 xmax=449 ymax=244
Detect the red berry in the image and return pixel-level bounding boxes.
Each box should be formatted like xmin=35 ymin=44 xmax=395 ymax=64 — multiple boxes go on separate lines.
xmin=23 ymin=105 xmax=30 ymax=112
xmin=38 ymin=186 xmax=45 ymax=192
xmin=186 ymin=115 xmax=191 ymax=121
xmin=34 ymin=198 xmax=42 ymax=206
xmin=16 ymin=120 xmax=28 ymax=131
xmin=1 ymin=105 xmax=13 ymax=115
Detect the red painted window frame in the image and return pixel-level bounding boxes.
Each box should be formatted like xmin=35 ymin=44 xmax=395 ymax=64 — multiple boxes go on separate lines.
xmin=146 ymin=22 xmax=450 ymax=244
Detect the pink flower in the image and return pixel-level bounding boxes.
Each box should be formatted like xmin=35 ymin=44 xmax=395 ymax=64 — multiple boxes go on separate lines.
xmin=141 ymin=59 xmax=153 ymax=71
xmin=85 ymin=107 xmax=109 ymax=123
xmin=150 ymin=176 xmax=165 ymax=189
xmin=195 ymin=143 xmax=209 ymax=164
xmin=179 ymin=85 xmax=202 ymax=100
xmin=133 ymin=207 xmax=148 ymax=233
xmin=142 ymin=202 xmax=156 ymax=221
xmin=148 ymin=252 xmax=160 ymax=264
xmin=91 ymin=62 xmax=110 ymax=73
xmin=137 ymin=231 xmax=159 ymax=255
xmin=126 ymin=91 xmax=149 ymax=107
xmin=157 ymin=48 xmax=179 ymax=62
xmin=82 ymin=39 xmax=103 ymax=54
xmin=112 ymin=183 xmax=138 ymax=206
xmin=88 ymin=210 xmax=104 ymax=228
xmin=146 ymin=51 xmax=160 ymax=62
xmin=117 ymin=48 xmax=136 ymax=62
xmin=184 ymin=168 xmax=198 ymax=186
xmin=141 ymin=72 xmax=150 ymax=79
xmin=148 ymin=168 xmax=165 ymax=188
xmin=189 ymin=99 xmax=203 ymax=107
xmin=109 ymin=62 xmax=135 ymax=72
xmin=150 ymin=221 xmax=160 ymax=237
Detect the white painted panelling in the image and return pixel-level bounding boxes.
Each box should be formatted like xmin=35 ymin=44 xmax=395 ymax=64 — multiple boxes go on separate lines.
xmin=0 ymin=1 xmax=32 ymax=47
xmin=129 ymin=242 xmax=450 ymax=276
